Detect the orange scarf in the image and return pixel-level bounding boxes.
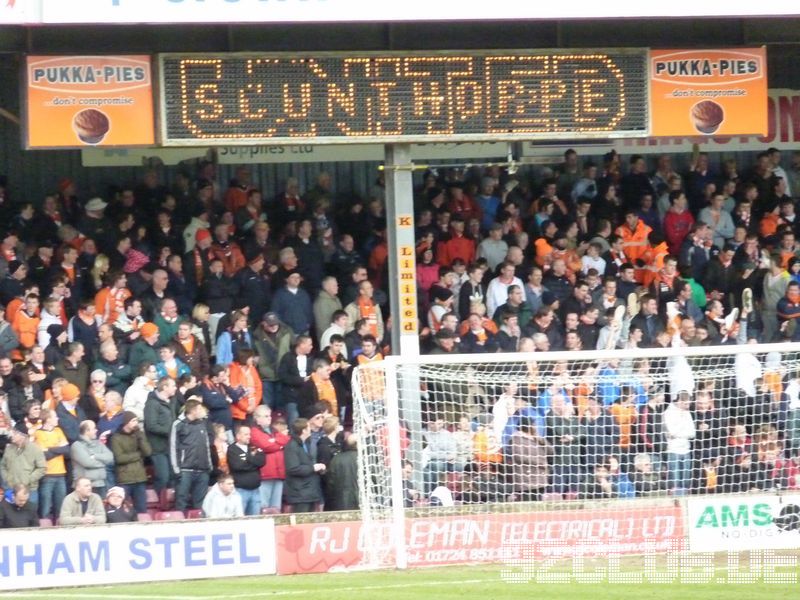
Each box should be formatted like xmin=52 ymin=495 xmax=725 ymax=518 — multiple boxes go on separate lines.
xmin=312 ymin=372 xmax=337 ymax=414
xmin=92 ymin=391 xmax=106 ymax=415
xmin=357 ymin=297 xmax=379 ymax=338
xmin=181 ymin=337 xmax=195 ymax=354
xmin=214 ymin=439 xmax=229 ymax=474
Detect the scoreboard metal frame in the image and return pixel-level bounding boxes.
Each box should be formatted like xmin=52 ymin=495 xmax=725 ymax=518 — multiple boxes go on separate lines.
xmin=158 ymin=49 xmax=650 ymax=146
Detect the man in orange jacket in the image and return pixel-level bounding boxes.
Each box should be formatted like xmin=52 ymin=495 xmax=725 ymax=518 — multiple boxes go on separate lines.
xmin=616 ymin=210 xmax=652 ymax=283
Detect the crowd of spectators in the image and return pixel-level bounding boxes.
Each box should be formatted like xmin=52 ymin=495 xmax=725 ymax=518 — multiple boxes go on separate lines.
xmin=1 ymin=146 xmax=800 ymax=525
xmin=405 ymin=146 xmax=800 ymax=503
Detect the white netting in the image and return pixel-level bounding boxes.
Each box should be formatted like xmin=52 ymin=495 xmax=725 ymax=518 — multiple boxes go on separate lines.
xmin=354 ymin=343 xmax=800 ymax=568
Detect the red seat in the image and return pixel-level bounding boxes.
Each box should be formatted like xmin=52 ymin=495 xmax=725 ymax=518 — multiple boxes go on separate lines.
xmin=146 ymin=488 xmax=159 ymax=509
xmin=137 ymin=512 xmax=153 ymax=522
xmin=154 ymin=510 xmax=185 ymax=521
xmin=261 ymin=507 xmax=280 ymax=515
xmin=159 ymin=488 xmax=176 ymax=511
xmin=147 ymin=508 xmax=159 ymax=519
xmin=39 ymin=518 xmax=53 ymax=528
xmin=186 ymin=509 xmax=204 ymax=519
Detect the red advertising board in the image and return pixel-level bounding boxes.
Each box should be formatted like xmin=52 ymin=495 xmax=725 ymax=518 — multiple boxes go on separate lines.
xmin=276 ymin=506 xmax=683 ymax=575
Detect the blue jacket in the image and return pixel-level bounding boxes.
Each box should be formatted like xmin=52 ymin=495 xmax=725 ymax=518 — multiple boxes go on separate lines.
xmin=612 ymin=473 xmax=636 ymax=499
xmin=270 ymin=287 xmax=313 ymax=336
xmin=199 ymin=381 xmax=245 ymax=430
xmin=156 ymin=358 xmax=192 ymax=381
xmin=216 ymin=330 xmax=252 ymax=367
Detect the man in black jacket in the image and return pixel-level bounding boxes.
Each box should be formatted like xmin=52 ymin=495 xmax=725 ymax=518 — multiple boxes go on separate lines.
xmin=226 ymin=425 xmax=266 ymax=516
xmin=283 ymin=418 xmax=325 ymax=513
xmin=277 ymin=335 xmax=313 ymax=426
xmin=237 ymin=254 xmax=271 ymax=327
xmin=170 ymin=399 xmax=213 ymax=511
xmin=326 ymin=434 xmax=359 ymax=511
xmin=0 ymin=484 xmax=38 ymax=528
xmin=629 ymin=294 xmax=666 ymax=347
xmin=201 ymin=259 xmax=239 ymax=316
xmin=144 ymin=378 xmax=178 ymax=495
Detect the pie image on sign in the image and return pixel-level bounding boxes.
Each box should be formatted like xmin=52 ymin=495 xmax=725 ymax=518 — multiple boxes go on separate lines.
xmin=72 ymin=108 xmax=111 ymax=144
xmin=690 ymin=100 xmax=724 ymax=134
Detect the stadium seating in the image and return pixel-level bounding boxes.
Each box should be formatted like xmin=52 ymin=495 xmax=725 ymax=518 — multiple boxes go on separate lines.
xmin=186 ymin=509 xmax=204 ymax=519
xmin=137 ymin=513 xmax=153 ymax=522
xmin=159 ymin=488 xmax=176 ymax=510
xmin=39 ymin=518 xmax=53 ymax=527
xmin=154 ymin=510 xmax=185 ymax=521
xmin=146 ymin=488 xmax=159 ymax=509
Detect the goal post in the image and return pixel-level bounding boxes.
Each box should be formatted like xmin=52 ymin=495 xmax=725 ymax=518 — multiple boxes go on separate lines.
xmin=353 ymin=342 xmax=800 ymax=570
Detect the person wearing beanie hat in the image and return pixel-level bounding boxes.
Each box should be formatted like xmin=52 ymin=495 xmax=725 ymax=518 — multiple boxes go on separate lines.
xmin=61 ymin=383 xmax=80 ymax=403
xmin=43 ymin=322 xmax=68 ymax=366
xmin=122 ymin=249 xmax=150 ymax=275
xmin=54 ymin=381 xmax=87 ymax=444
xmin=109 ymin=411 xmax=151 ymax=514
xmin=0 ymin=259 xmax=27 ymax=306
xmin=182 ymin=198 xmax=212 ymax=254
xmin=428 ymin=286 xmax=454 ymax=333
xmin=540 ymin=290 xmax=557 ymax=308
xmin=105 ymin=485 xmax=137 ymax=523
xmin=430 ymin=327 xmax=459 ymax=354
xmin=128 ymin=323 xmax=160 ymax=372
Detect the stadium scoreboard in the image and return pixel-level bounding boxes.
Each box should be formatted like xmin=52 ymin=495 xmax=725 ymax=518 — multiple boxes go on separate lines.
xmin=158 ymin=51 xmax=648 ymax=145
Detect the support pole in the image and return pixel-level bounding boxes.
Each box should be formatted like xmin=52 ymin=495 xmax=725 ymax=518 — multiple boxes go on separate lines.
xmin=384 ymin=144 xmax=420 ymax=358
xmin=383 ymin=144 xmax=424 ymax=555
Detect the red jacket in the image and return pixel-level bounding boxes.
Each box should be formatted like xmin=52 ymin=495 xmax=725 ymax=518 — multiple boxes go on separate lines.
xmin=663 ymin=210 xmax=695 ymax=255
xmin=437 ymin=234 xmax=475 ymax=267
xmin=250 ymin=425 xmax=291 ymax=480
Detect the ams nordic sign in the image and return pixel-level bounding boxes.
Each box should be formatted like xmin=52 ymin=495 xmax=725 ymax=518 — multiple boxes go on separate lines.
xmin=688 ymin=495 xmax=800 ymax=552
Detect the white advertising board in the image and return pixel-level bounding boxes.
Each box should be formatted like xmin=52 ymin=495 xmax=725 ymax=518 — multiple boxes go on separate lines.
xmin=0 ymin=517 xmax=276 ymax=591
xmin=38 ymin=1 xmax=800 ymax=25
xmin=686 ymin=493 xmax=800 ymax=552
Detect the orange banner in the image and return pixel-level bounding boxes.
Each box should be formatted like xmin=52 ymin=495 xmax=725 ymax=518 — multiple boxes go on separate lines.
xmin=649 ymin=48 xmax=768 ymax=137
xmin=25 ymin=55 xmax=155 ymax=148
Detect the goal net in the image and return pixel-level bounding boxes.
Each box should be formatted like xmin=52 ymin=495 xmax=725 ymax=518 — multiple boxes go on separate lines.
xmin=353 ymin=342 xmax=800 ymax=569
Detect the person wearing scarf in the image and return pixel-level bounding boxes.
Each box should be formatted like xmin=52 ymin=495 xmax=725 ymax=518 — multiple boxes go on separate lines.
xmin=94 ymin=270 xmax=131 ymax=325
xmin=210 ymin=223 xmax=245 ymax=277
xmin=154 ymin=298 xmax=183 ymax=347
xmin=344 ymin=279 xmax=384 ymax=343
xmin=80 ymin=370 xmax=108 ymax=424
xmin=188 ymin=228 xmax=215 ymax=288
xmin=229 ymin=348 xmax=262 ymax=426
xmin=298 ymin=358 xmax=337 ymax=419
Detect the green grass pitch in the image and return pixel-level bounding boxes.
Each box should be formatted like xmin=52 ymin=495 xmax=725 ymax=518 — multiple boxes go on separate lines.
xmin=5 ymin=559 xmax=800 ymax=600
